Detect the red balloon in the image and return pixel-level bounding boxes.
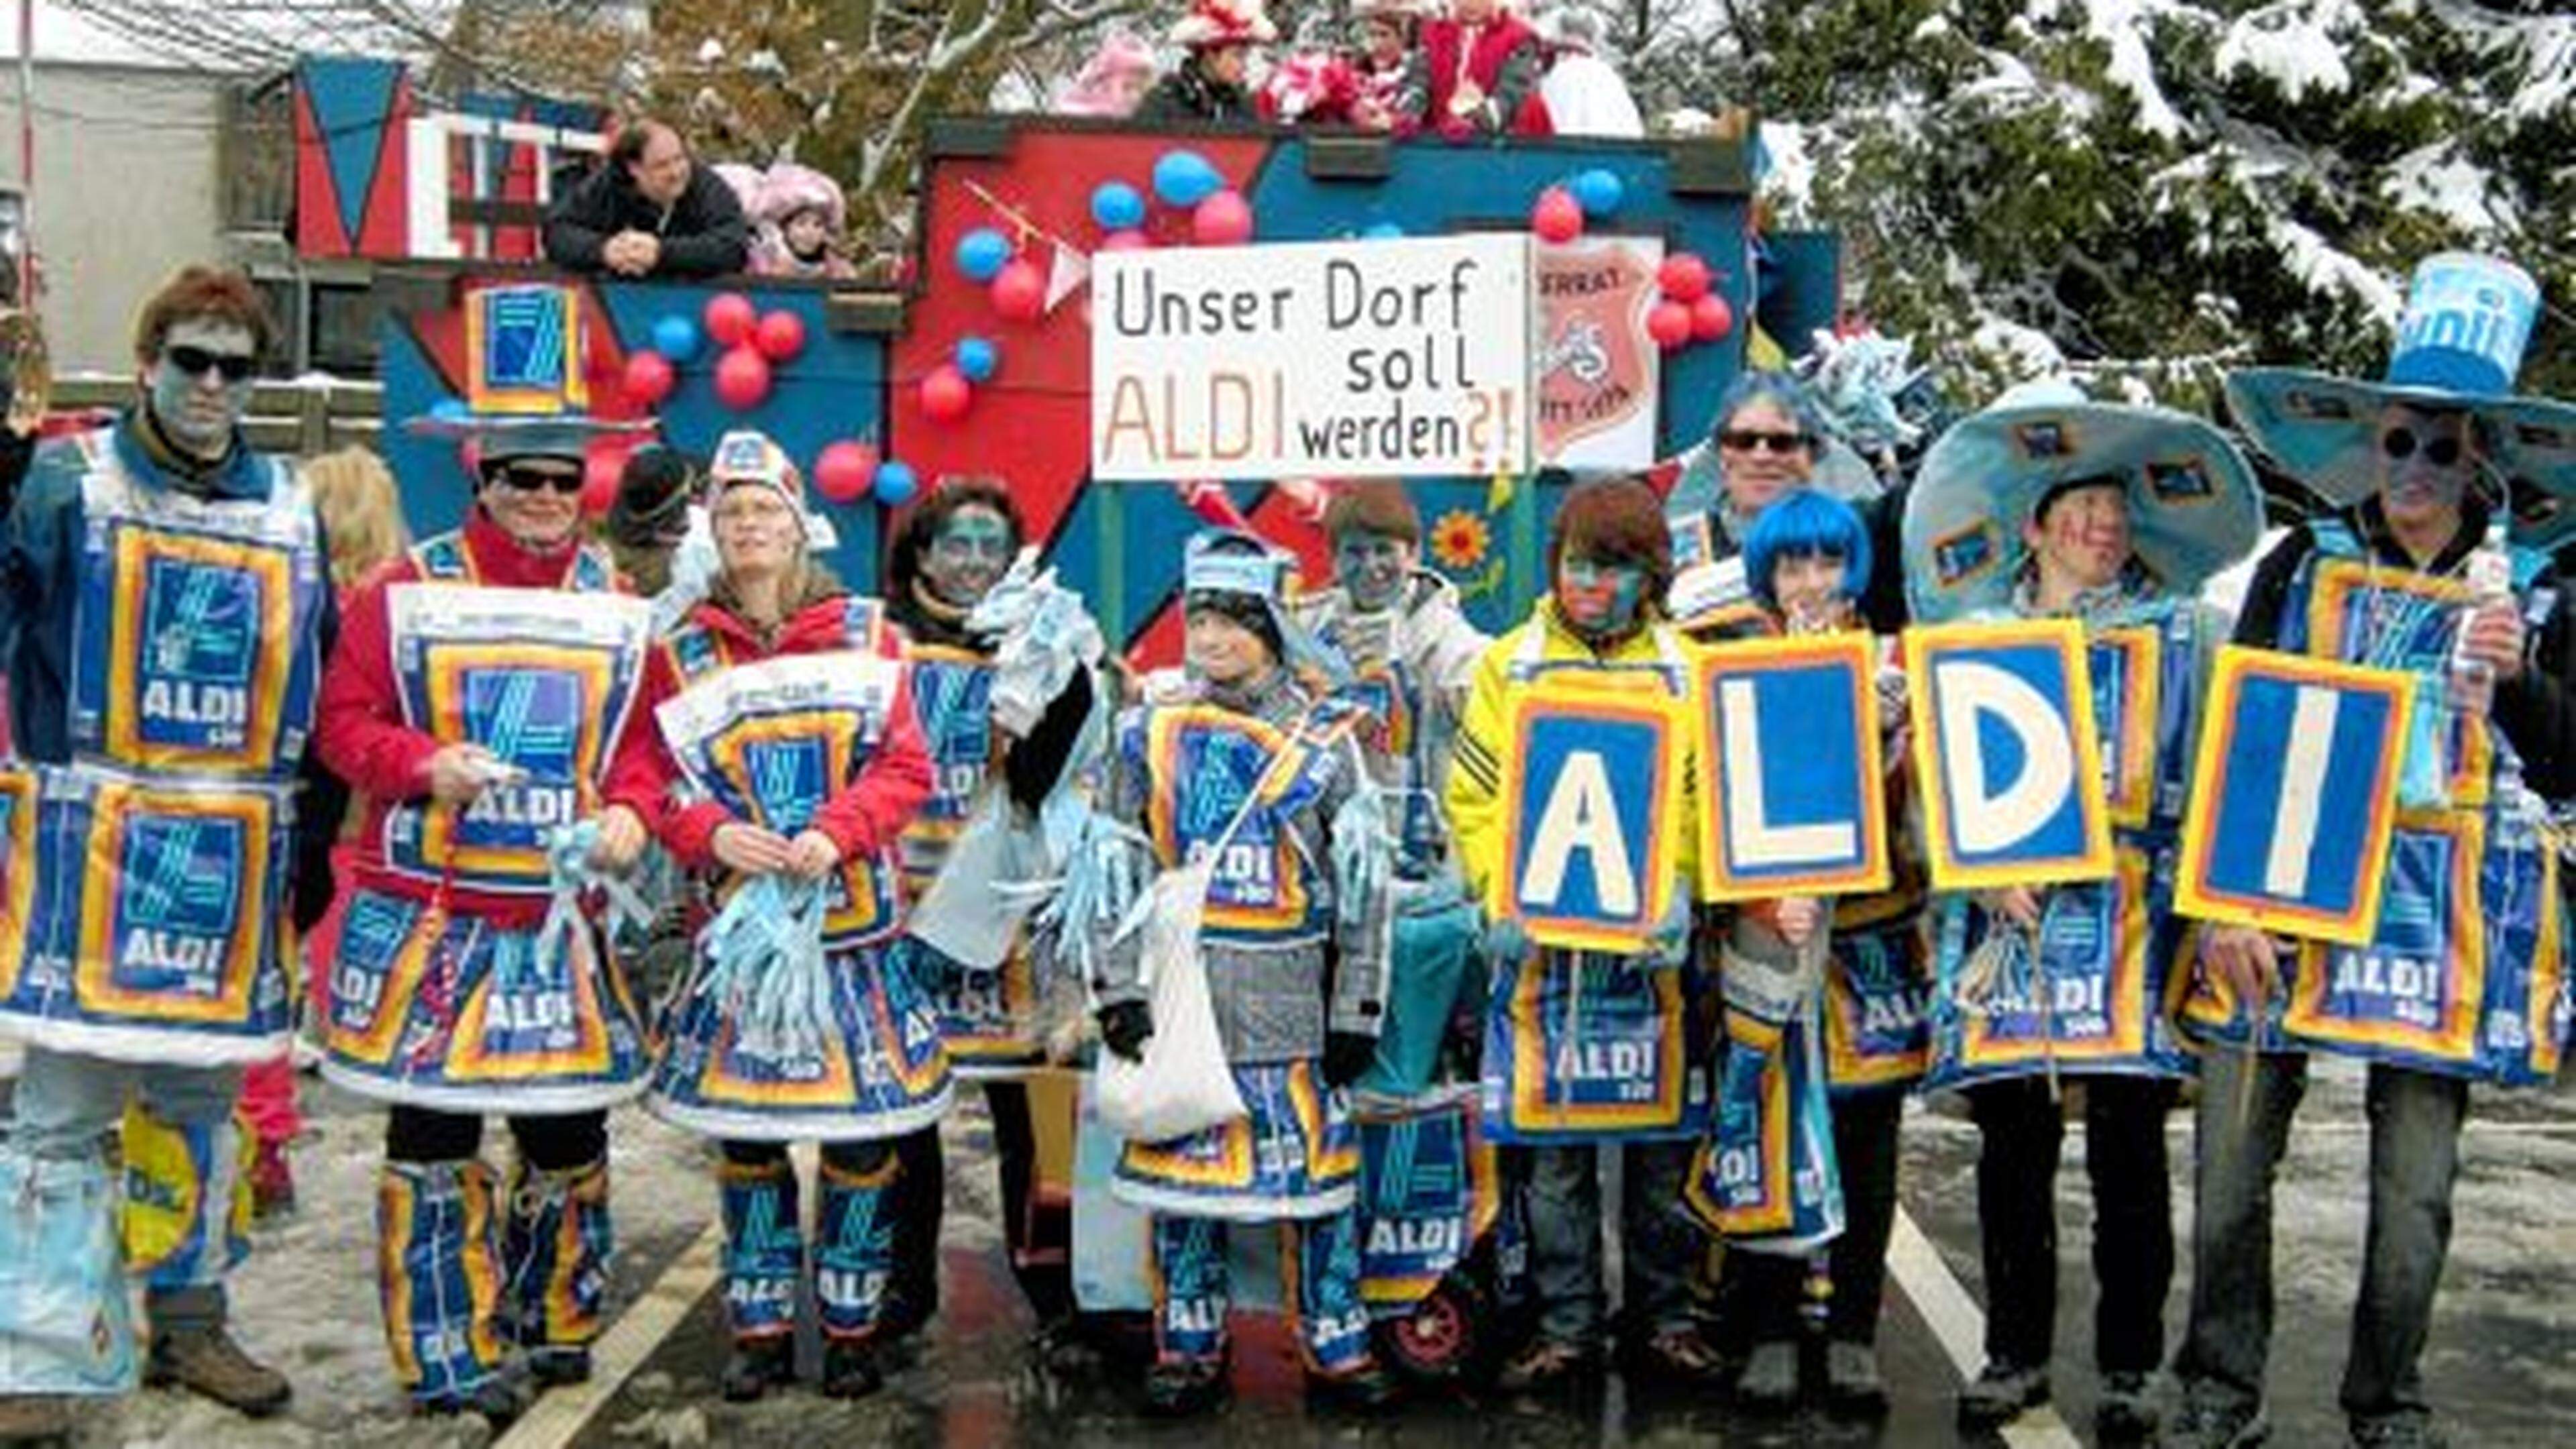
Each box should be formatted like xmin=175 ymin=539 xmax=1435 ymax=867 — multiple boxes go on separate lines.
xmin=1657 ymin=254 xmax=1713 ymax=303
xmin=1647 ymin=300 xmax=1694 ymax=351
xmin=753 ymin=309 xmax=806 ymax=363
xmin=581 ymin=448 xmax=624 ymax=518
xmin=1531 ymin=186 xmax=1583 ymax=244
xmin=704 ymin=292 xmax=758 ymax=348
xmin=1690 ymin=293 xmax=1735 ymax=342
xmin=990 ymin=260 xmax=1046 ymax=323
xmin=619 ymin=350 xmax=675 ymax=407
xmin=920 ymin=364 xmax=973 ymax=423
xmin=713 ymin=345 xmax=771 ymax=411
xmin=1192 ymin=189 xmax=1254 ymax=246
xmin=1100 ymin=228 xmax=1150 ymax=252
xmin=814 ymin=440 xmax=879 ymax=503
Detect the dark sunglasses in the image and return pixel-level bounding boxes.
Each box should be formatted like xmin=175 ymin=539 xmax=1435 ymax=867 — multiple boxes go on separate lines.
xmin=164 ymin=344 xmax=257 ymax=382
xmin=494 ymin=464 xmax=585 ymax=496
xmin=1718 ymin=429 xmax=1811 ymax=455
xmin=2381 ymin=427 xmax=2463 ymax=468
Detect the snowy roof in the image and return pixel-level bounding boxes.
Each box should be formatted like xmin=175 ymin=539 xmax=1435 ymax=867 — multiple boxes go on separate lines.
xmin=0 ymin=1 xmax=473 ymax=74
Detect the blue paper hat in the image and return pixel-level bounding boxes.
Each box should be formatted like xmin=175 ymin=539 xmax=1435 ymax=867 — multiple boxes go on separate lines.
xmin=2224 ymin=253 xmax=2576 ymax=547
xmin=405 ymin=284 xmax=648 ymax=461
xmin=1182 ymin=529 xmax=1350 ymax=684
xmin=1903 ymin=380 xmax=2263 ymax=623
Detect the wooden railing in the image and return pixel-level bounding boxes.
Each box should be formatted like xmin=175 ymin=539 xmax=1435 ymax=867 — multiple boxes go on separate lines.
xmin=50 ymin=375 xmax=384 ymax=458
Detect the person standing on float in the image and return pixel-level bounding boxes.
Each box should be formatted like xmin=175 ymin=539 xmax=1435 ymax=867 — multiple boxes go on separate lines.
xmin=0 ymin=266 xmax=339 ymax=1440
xmin=313 ymin=285 xmax=657 ymax=1428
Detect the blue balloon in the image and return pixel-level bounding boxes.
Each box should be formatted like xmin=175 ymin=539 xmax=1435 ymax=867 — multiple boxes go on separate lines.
xmin=955 ymin=228 xmax=1012 ymax=282
xmin=875 ymin=459 xmax=920 ymax=506
xmin=955 ymin=335 xmax=999 ymax=383
xmin=1091 ymin=181 xmax=1147 ymax=232
xmin=1152 ymin=150 xmax=1220 ymax=209
xmin=650 ymin=313 xmax=701 ymax=364
xmin=431 ymin=397 xmax=471 ymax=423
xmin=1572 ymin=168 xmax=1624 ymax=218
xmin=1361 ymin=221 xmax=1406 ymax=239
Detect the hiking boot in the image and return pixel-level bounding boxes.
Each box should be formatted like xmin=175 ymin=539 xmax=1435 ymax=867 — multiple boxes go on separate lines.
xmin=0 ymin=1397 xmax=74 ymax=1447
xmin=415 ymin=1373 xmax=531 ymax=1430
xmin=1306 ymin=1360 xmax=1401 ymax=1413
xmin=2169 ymin=1387 xmax=2269 ymax=1448
xmin=248 ymin=1138 xmax=295 ymax=1220
xmin=1734 ymin=1339 xmax=1801 ymax=1411
xmin=146 ymin=1322 xmax=292 ymax=1417
xmin=1142 ymin=1359 xmax=1228 ymax=1417
xmin=820 ymin=1338 xmax=883 ymax=1399
xmin=2095 ymin=1371 xmax=2160 ymax=1442
xmin=720 ymin=1336 xmax=795 ymax=1403
xmin=1955 ymin=1359 xmax=2049 ymax=1429
xmin=1627 ymin=1326 xmax=1729 ymax=1387
xmin=2351 ymin=1415 xmax=2449 ymax=1449
xmin=1825 ymin=1339 xmax=1888 ymax=1415
xmin=527 ymin=1345 xmax=592 ymax=1387
xmin=1493 ymin=1337 xmax=1595 ymax=1393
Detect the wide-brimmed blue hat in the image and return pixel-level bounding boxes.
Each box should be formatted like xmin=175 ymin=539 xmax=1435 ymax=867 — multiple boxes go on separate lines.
xmin=2225 ymin=252 xmax=2576 ymax=548
xmin=1903 ymin=379 xmax=2263 ymax=623
xmin=404 ymin=283 xmax=648 ymax=462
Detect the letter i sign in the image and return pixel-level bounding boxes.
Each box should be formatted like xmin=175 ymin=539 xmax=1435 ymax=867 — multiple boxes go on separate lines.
xmin=1498 ymin=676 xmax=1684 ymax=951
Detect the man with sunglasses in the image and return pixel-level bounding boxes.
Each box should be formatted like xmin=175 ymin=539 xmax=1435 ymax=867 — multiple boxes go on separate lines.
xmin=0 ymin=267 xmax=341 ymax=1438
xmin=2179 ymin=257 xmax=2576 ymax=1449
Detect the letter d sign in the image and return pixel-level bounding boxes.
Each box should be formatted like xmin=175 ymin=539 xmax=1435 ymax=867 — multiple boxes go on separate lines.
xmin=1905 ymin=620 xmax=2114 ymax=890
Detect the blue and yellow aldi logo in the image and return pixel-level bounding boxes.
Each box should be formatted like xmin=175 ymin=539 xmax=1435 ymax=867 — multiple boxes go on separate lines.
xmin=101 ymin=533 xmax=296 ymax=773
xmin=1147 ymin=706 xmax=1310 ymax=930
xmin=906 ymin=647 xmax=996 ymax=826
xmin=1499 ymin=676 xmax=1683 ymax=951
xmin=465 ymin=284 xmax=586 ymax=416
xmin=74 ymin=779 xmax=277 ymax=1026
xmin=412 ymin=649 xmax=614 ymax=882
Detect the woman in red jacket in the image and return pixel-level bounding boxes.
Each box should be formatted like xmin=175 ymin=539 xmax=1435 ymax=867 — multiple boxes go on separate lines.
xmin=314 ymin=405 xmax=657 ymax=1426
xmin=606 ymin=430 xmax=941 ymax=1403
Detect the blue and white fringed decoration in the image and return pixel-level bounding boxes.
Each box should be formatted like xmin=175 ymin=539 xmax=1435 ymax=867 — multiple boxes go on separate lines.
xmin=1031 ymin=805 xmax=1158 ymax=1006
xmin=532 ymin=820 xmax=655 ymax=985
xmin=1330 ymin=780 xmax=1396 ymax=936
xmin=968 ymin=553 xmax=1108 ymax=737
xmin=695 ymin=875 xmax=833 ymax=1062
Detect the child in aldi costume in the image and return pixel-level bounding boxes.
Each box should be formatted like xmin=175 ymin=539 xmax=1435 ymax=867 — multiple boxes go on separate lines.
xmin=2173 ymin=255 xmax=2576 ymax=1449
xmin=0 ymin=267 xmax=340 ymax=1438
xmin=1682 ymin=490 xmax=1929 ymax=1416
xmin=313 ymin=285 xmax=657 ymax=1426
xmin=1901 ymin=382 xmax=2261 ymax=1439
xmin=1089 ymin=531 xmax=1399 ymax=1417
xmin=607 ymin=430 xmax=943 ymax=1403
xmin=876 ymin=476 xmax=1104 ymax=1357
xmin=1446 ymin=475 xmax=1721 ymax=1391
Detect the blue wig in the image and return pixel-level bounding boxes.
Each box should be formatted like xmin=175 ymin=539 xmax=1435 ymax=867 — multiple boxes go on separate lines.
xmin=1741 ymin=488 xmax=1872 ymax=610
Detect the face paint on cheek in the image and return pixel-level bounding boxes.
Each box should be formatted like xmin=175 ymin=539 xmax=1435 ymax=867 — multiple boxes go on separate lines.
xmin=1558 ymin=561 xmax=1644 ymax=631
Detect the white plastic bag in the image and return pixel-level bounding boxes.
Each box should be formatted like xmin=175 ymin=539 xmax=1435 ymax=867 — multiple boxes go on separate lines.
xmin=1093 ymin=860 xmax=1248 ymax=1143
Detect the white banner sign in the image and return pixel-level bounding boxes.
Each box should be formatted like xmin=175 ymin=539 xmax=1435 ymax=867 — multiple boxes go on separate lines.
xmin=1090 ymin=233 xmax=1532 ymax=481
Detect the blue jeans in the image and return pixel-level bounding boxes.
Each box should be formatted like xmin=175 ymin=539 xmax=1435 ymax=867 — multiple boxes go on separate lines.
xmin=2176 ymin=1051 xmax=2467 ymax=1434
xmin=1518 ymin=1137 xmax=1701 ymax=1350
xmin=6 ymin=1045 xmax=243 ymax=1327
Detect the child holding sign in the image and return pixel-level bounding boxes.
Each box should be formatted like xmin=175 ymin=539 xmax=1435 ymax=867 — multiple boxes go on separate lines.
xmin=1446 ymin=476 xmax=1721 ymax=1390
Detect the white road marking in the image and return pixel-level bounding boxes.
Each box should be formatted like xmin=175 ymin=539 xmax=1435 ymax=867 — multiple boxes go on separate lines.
xmin=496 ymin=1219 xmax=724 ymax=1449
xmin=1888 ymin=1208 xmax=2085 ymax=1449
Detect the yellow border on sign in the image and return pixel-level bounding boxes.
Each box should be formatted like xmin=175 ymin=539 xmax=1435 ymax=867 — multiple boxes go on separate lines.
xmin=464 ymin=284 xmax=588 ymax=417
xmin=2090 ymin=626 xmax=2161 ymax=829
xmin=2174 ymin=645 xmax=2412 ymax=947
xmin=0 ymin=769 xmax=39 ymax=1000
xmin=1959 ymin=845 xmax=2155 ymax=1067
xmin=417 ymin=642 xmax=619 ymax=881
xmin=1903 ymin=619 xmax=2114 ymax=892
xmin=1146 ymin=705 xmax=1313 ymax=933
xmin=75 ymin=780 xmax=276 ymax=1024
xmin=1690 ymin=633 xmax=1890 ymax=902
xmin=1496 ymin=678 xmax=1682 ymax=953
xmin=2307 ymin=560 xmax=2492 ymax=808
xmin=103 ymin=529 xmax=296 ymax=774
xmin=2282 ymin=809 xmax=2483 ymax=1063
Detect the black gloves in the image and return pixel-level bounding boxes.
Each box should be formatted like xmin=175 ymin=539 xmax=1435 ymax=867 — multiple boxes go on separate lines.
xmin=1097 ymin=1000 xmax=1155 ymax=1063
xmin=1322 ymin=1031 xmax=1379 ymax=1088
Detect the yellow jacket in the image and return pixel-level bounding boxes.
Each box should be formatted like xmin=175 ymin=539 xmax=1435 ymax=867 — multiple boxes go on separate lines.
xmin=1446 ymin=599 xmax=1700 ymax=917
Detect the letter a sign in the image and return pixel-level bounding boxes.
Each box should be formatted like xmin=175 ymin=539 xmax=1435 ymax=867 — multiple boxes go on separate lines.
xmin=1693 ymin=634 xmax=1890 ymax=901
xmin=1905 ymin=620 xmax=2114 ymax=890
xmin=2176 ymin=647 xmax=2412 ymax=945
xmin=1499 ymin=676 xmax=1683 ymax=951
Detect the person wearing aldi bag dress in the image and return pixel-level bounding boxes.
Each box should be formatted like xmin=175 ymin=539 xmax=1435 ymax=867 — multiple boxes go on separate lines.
xmin=313 ymin=284 xmax=658 ymax=1427
xmin=1900 ymin=380 xmax=2263 ymax=1441
xmin=1087 ymin=529 xmax=1401 ymax=1417
xmin=875 ymin=475 xmax=1103 ymax=1362
xmin=2172 ymin=254 xmax=2576 ymax=1449
xmin=606 ymin=430 xmax=945 ymax=1403
xmin=1446 ymin=474 xmax=1724 ymax=1393
xmin=1677 ymin=490 xmax=1931 ymax=1417
xmin=0 ymin=267 xmax=341 ymax=1441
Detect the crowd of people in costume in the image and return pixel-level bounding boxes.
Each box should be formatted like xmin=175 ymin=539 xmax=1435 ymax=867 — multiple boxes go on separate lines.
xmin=0 ymin=230 xmax=2570 ymax=1449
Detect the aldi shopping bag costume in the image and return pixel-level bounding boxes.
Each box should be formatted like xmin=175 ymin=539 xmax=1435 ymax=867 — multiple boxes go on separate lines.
xmin=0 ymin=268 xmax=338 ymax=1425
xmin=313 ymin=285 xmax=655 ymax=1422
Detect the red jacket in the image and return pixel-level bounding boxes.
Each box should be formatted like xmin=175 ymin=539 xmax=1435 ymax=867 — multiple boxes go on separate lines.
xmin=606 ymin=592 xmax=932 ymax=875
xmin=315 ymin=507 xmax=639 ymax=926
xmin=1419 ymin=14 xmax=1554 ymax=139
